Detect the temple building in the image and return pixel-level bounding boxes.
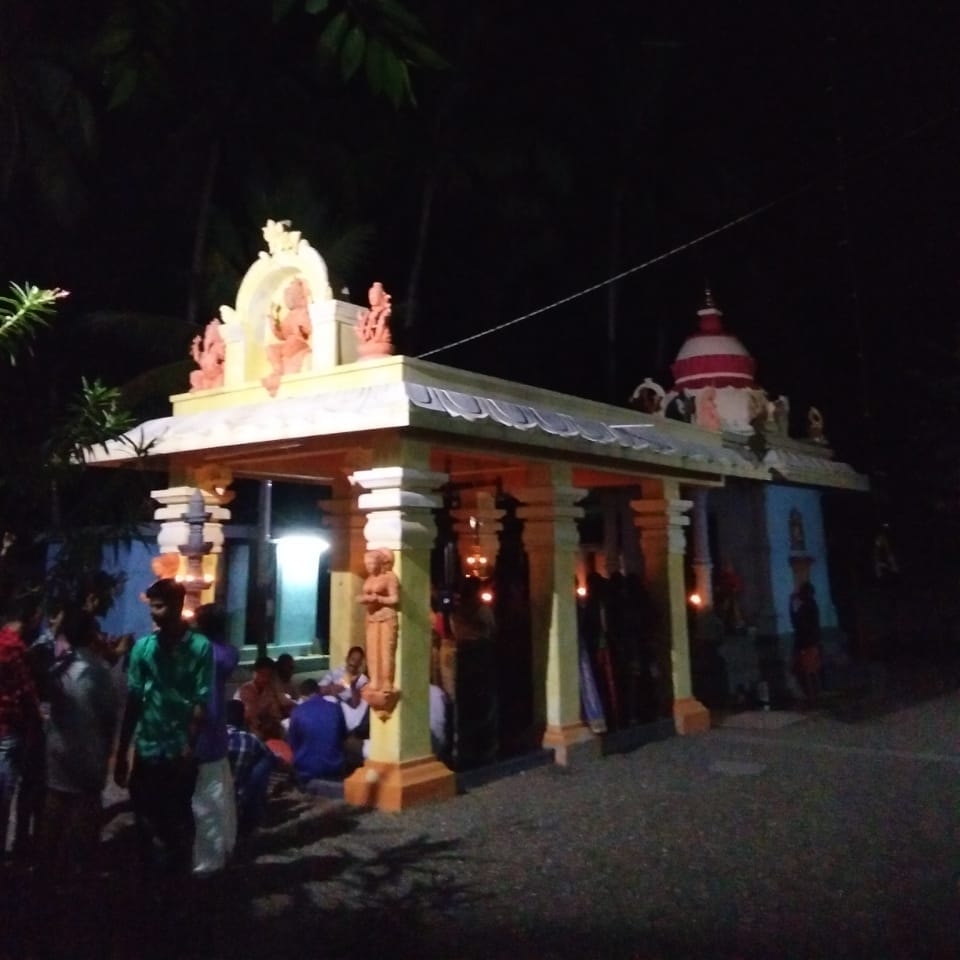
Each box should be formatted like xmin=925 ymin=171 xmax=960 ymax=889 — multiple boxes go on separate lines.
xmin=86 ymin=223 xmax=867 ymax=810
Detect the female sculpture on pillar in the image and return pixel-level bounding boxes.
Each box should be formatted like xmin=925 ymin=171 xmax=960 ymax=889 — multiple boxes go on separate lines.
xmin=358 ymin=548 xmax=399 ymax=695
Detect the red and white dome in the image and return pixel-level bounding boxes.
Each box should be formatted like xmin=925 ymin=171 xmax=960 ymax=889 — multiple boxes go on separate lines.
xmin=670 ymin=291 xmax=756 ymax=390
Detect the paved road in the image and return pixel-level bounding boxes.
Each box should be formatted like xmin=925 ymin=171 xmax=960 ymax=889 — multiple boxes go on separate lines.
xmin=3 ymin=684 xmax=958 ymax=959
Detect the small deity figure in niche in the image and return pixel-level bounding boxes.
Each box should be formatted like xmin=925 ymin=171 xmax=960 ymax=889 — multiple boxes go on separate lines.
xmin=189 ymin=319 xmax=226 ymax=391
xmin=355 ymin=282 xmax=394 ymax=358
xmin=696 ymin=385 xmax=722 ymax=431
xmin=806 ymin=406 xmax=827 ymax=443
xmin=628 ymin=377 xmax=666 ymax=415
xmin=357 ymin=548 xmax=400 ymax=693
xmin=262 ymin=276 xmax=312 ymax=396
xmin=789 ymin=507 xmax=806 ymax=552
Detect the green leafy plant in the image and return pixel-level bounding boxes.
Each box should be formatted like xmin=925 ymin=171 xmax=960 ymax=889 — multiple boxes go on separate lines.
xmin=0 ymin=283 xmax=69 ymax=364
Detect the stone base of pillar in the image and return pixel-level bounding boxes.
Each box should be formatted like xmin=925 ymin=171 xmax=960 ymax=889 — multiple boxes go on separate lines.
xmin=542 ymin=722 xmax=595 ymax=765
xmin=343 ymin=757 xmax=456 ymax=811
xmin=672 ymin=697 xmax=711 ymax=735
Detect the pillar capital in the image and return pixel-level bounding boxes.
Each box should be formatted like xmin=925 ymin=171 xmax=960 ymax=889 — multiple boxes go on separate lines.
xmin=349 ymin=467 xmax=447 ymax=552
xmin=629 ymin=497 xmax=693 ymax=555
xmin=516 ymin=486 xmax=586 ymax=550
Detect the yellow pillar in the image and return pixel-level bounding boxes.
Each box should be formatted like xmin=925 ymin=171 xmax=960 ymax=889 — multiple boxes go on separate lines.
xmin=516 ymin=465 xmax=591 ymax=764
xmin=319 ymin=483 xmax=367 ymax=668
xmin=630 ymin=480 xmax=710 ymax=734
xmin=342 ymin=451 xmax=455 ymax=810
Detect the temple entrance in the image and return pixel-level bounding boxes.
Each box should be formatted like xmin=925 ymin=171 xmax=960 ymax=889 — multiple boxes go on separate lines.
xmin=430 ymin=492 xmax=535 ymax=771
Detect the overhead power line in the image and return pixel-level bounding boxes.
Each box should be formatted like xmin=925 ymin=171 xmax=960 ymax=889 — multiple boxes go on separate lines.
xmin=417 ymin=105 xmax=958 ymax=361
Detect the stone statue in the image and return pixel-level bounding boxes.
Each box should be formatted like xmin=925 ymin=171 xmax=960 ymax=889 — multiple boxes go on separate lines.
xmin=695 ymin=385 xmax=721 ymax=431
xmin=260 ymin=219 xmax=303 ymax=257
xmin=358 ymin=547 xmax=399 ymax=694
xmin=807 ymin=406 xmax=826 ymax=443
xmin=189 ymin=319 xmax=226 ymax=391
xmin=766 ymin=394 xmax=790 ymax=435
xmin=628 ymin=377 xmax=666 ymax=414
xmin=355 ymin=282 xmax=394 ymax=358
xmin=664 ymin=389 xmax=694 ymax=423
xmin=262 ymin=277 xmax=312 ymax=395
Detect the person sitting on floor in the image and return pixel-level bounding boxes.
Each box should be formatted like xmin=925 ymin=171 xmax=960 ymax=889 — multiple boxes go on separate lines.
xmin=319 ymin=646 xmax=369 ymax=740
xmin=237 ymin=656 xmax=291 ymax=741
xmin=287 ymin=678 xmax=346 ymax=790
xmin=274 ymin=653 xmax=299 ymax=708
xmin=224 ymin=700 xmax=276 ymax=839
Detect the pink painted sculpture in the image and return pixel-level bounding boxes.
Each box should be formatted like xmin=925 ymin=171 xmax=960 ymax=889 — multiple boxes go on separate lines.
xmin=262 ymin=277 xmax=312 ymax=395
xmin=189 ymin=319 xmax=226 ymax=391
xmin=355 ymin=282 xmax=394 ymax=359
xmin=696 ymin=385 xmax=721 ymax=431
xmin=358 ymin=547 xmax=399 ymax=695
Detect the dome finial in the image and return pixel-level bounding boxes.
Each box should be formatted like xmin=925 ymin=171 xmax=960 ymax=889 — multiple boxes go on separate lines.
xmin=696 ymin=287 xmax=723 ymax=333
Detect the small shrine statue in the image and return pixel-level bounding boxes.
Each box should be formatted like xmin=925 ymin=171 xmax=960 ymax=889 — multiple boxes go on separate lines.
xmin=806 ymin=406 xmax=827 ymax=443
xmin=664 ymin=389 xmax=694 ymax=423
xmin=355 ymin=282 xmax=394 ymax=358
xmin=766 ymin=394 xmax=790 ymax=435
xmin=262 ymin=277 xmax=312 ymax=396
xmin=358 ymin=547 xmax=400 ymax=694
xmin=189 ymin=319 xmax=226 ymax=391
xmin=628 ymin=377 xmax=666 ymax=414
xmin=696 ymin=385 xmax=722 ymax=431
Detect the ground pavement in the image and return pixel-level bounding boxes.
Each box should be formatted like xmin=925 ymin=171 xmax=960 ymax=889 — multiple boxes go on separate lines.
xmin=2 ymin=669 xmax=958 ymax=960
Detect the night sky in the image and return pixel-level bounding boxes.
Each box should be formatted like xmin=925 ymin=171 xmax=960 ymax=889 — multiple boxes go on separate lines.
xmin=3 ymin=1 xmax=959 ymax=527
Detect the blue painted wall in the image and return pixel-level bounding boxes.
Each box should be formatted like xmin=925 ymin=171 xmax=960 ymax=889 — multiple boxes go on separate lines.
xmin=763 ymin=485 xmax=838 ymax=636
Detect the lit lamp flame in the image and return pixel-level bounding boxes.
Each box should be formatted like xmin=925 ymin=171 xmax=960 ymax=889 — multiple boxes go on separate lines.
xmin=480 ymin=589 xmax=494 ymax=604
xmin=688 ymin=592 xmax=703 ymax=607
xmin=576 ymin=584 xmax=587 ymax=598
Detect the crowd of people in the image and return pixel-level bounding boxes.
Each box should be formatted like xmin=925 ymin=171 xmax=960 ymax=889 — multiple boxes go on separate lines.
xmin=0 ymin=573 xmax=388 ymax=894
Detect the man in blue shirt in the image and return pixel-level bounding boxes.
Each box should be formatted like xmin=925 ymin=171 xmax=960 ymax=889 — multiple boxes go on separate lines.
xmin=287 ymin=679 xmax=346 ymax=788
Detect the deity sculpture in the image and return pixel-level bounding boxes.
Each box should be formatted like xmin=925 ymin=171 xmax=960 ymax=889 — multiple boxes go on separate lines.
xmin=262 ymin=277 xmax=312 ymax=396
xmin=355 ymin=282 xmax=394 ymax=359
xmin=260 ymin=219 xmax=303 ymax=257
xmin=189 ymin=319 xmax=226 ymax=391
xmin=664 ymin=389 xmax=694 ymax=423
xmin=766 ymin=394 xmax=790 ymax=435
xmin=696 ymin=385 xmax=722 ymax=431
xmin=628 ymin=377 xmax=666 ymax=415
xmin=806 ymin=406 xmax=826 ymax=443
xmin=357 ymin=547 xmax=400 ymax=695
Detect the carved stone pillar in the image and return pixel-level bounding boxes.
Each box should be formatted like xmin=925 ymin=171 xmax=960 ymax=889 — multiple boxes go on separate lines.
xmin=630 ymin=482 xmax=710 ymax=734
xmin=318 ymin=486 xmax=367 ymax=667
xmin=516 ymin=465 xmax=591 ymax=764
xmin=151 ymin=486 xmax=230 ymax=601
xmin=342 ymin=462 xmax=455 ymax=811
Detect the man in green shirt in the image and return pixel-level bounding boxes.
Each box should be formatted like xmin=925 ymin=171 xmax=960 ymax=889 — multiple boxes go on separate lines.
xmin=114 ymin=578 xmax=212 ymax=877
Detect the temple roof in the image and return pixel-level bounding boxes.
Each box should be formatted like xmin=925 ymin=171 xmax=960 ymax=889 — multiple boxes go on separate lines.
xmin=86 ymin=356 xmax=867 ymax=491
